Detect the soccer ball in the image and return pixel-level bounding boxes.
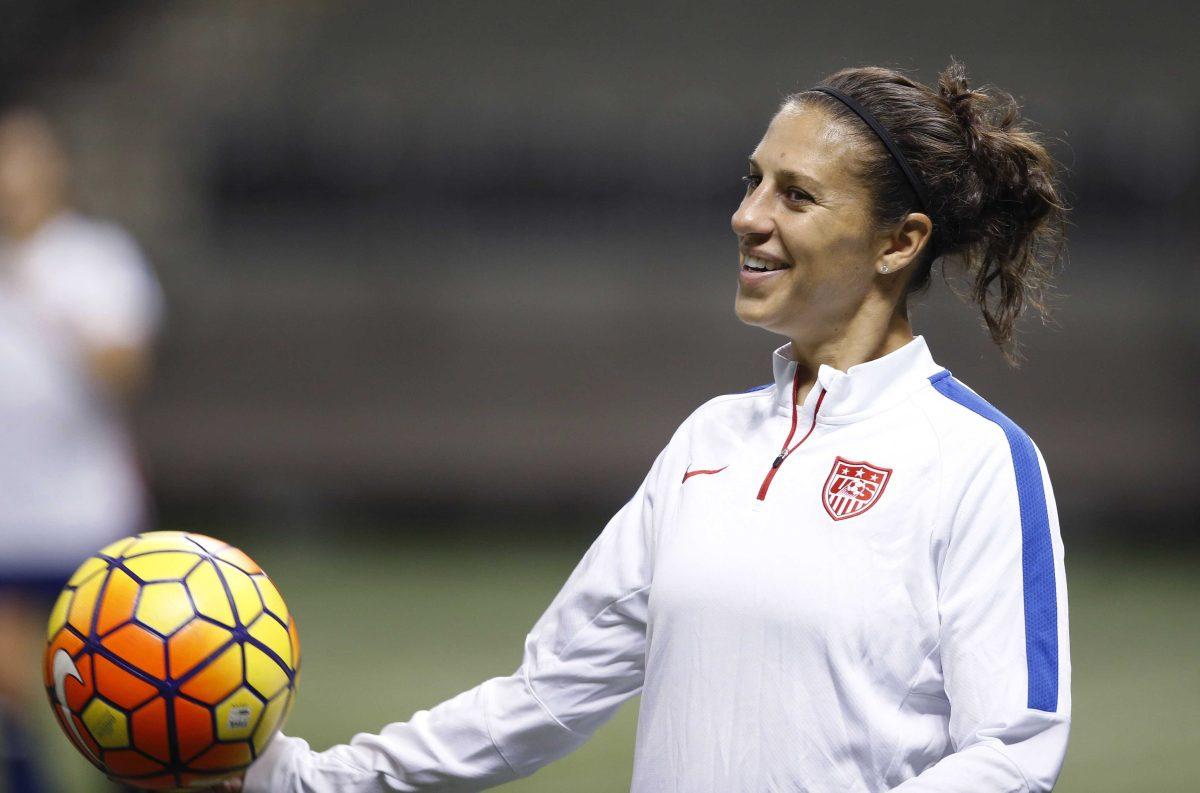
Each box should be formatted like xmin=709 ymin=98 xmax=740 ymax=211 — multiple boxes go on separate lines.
xmin=43 ymin=531 xmax=300 ymax=790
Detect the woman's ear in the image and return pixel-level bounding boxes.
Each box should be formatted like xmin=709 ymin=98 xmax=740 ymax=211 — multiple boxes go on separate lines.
xmin=876 ymin=213 xmax=933 ymax=276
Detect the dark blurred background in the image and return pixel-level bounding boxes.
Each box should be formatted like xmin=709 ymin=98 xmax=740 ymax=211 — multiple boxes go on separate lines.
xmin=3 ymin=0 xmax=1196 ymax=540
xmin=1 ymin=2 xmax=1195 ymax=791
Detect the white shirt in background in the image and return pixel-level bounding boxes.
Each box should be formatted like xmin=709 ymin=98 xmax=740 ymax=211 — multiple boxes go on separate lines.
xmin=0 ymin=211 xmax=162 ymax=577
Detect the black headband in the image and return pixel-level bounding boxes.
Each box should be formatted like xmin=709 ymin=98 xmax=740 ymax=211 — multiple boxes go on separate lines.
xmin=808 ymin=85 xmax=933 ymax=219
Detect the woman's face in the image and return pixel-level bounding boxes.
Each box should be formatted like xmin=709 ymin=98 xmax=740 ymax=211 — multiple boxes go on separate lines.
xmin=732 ymin=103 xmax=887 ymax=340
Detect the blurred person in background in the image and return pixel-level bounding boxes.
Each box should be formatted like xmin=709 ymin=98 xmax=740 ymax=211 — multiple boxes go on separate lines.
xmin=0 ymin=108 xmax=163 ymax=793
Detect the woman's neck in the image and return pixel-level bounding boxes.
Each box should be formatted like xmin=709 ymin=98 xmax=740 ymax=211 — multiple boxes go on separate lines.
xmin=786 ymin=304 xmax=914 ymax=398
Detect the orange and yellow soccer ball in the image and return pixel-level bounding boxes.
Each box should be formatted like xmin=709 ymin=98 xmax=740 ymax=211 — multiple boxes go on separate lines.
xmin=43 ymin=531 xmax=299 ymax=791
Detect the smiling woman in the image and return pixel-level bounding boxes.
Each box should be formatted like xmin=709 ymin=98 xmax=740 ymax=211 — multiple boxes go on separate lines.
xmin=733 ymin=104 xmax=906 ymax=356
xmin=232 ymin=60 xmax=1072 ymax=793
xmin=734 ymin=61 xmax=1065 ymax=367
xmin=735 ymin=61 xmax=1065 ymax=367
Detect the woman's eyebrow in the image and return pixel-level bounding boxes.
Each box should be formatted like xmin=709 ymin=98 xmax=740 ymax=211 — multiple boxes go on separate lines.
xmin=747 ymin=158 xmax=823 ymax=190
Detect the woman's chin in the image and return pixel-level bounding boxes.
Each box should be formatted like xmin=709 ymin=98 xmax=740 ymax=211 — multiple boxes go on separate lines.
xmin=734 ymin=295 xmax=779 ymax=331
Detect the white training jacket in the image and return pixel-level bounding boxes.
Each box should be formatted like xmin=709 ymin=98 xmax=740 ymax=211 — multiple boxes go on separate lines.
xmin=246 ymin=336 xmax=1070 ymax=792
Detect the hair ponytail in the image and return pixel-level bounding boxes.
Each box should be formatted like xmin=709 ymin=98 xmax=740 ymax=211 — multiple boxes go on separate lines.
xmin=791 ymin=59 xmax=1068 ymax=362
xmin=936 ymin=60 xmax=1066 ymax=358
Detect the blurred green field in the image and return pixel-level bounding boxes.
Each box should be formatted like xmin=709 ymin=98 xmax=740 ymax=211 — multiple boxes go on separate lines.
xmin=26 ymin=535 xmax=1199 ymax=792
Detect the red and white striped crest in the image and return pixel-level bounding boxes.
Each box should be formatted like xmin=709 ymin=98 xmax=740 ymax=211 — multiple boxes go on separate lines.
xmin=822 ymin=457 xmax=892 ymax=521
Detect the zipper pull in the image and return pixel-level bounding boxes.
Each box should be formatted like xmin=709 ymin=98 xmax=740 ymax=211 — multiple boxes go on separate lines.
xmin=772 ymin=451 xmax=787 ymax=469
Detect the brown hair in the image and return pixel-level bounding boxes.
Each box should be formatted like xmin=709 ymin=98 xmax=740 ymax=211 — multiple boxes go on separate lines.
xmin=788 ymin=59 xmax=1067 ymax=361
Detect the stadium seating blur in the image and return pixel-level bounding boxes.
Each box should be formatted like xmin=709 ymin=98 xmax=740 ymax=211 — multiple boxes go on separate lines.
xmin=2 ymin=2 xmax=1193 ymax=540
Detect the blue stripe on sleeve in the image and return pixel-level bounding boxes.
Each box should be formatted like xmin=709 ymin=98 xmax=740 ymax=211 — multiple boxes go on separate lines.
xmin=929 ymin=370 xmax=1059 ymax=712
xmin=742 ymin=383 xmax=773 ymax=393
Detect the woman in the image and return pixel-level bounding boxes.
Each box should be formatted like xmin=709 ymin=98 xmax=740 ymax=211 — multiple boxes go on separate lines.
xmin=0 ymin=109 xmax=162 ymax=793
xmin=232 ymin=60 xmax=1072 ymax=792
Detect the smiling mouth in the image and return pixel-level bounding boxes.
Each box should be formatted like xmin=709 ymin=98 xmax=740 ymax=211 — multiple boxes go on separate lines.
xmin=742 ymin=255 xmax=792 ymax=273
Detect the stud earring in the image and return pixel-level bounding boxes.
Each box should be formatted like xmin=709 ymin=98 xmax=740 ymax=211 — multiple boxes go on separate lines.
xmin=881 ymin=264 xmax=890 ymax=273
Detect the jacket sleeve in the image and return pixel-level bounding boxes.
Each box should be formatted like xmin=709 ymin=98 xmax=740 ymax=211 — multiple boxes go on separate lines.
xmin=892 ymin=439 xmax=1071 ymax=792
xmin=243 ymin=446 xmax=669 ymax=793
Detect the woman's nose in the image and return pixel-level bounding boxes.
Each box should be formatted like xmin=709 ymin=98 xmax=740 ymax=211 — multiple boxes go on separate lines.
xmin=731 ymin=186 xmax=772 ymax=238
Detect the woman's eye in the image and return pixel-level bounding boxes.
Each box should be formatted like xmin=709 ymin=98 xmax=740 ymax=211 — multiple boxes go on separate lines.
xmin=786 ymin=188 xmax=811 ymax=203
xmin=741 ymin=174 xmax=761 ymax=192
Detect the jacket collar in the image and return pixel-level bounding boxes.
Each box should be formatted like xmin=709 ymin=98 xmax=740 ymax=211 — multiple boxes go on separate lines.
xmin=770 ymin=335 xmax=943 ymax=421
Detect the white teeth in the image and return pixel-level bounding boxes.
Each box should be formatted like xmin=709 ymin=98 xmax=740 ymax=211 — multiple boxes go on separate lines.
xmin=744 ymin=256 xmax=788 ymax=272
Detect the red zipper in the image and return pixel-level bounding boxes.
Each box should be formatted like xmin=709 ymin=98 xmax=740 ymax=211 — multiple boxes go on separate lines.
xmin=756 ymin=371 xmax=826 ymax=501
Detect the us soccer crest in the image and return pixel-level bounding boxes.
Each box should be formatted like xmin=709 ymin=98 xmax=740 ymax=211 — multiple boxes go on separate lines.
xmin=822 ymin=457 xmax=892 ymax=521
